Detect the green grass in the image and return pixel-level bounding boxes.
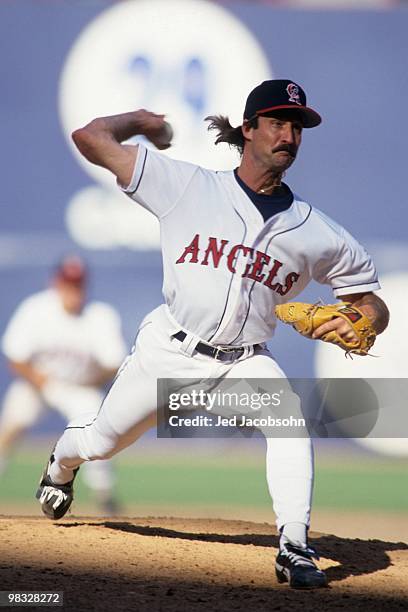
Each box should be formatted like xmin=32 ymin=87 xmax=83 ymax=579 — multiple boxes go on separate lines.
xmin=313 ymin=465 xmax=408 ymax=511
xmin=1 ymin=449 xmax=408 ymax=513
xmin=116 ymin=462 xmax=269 ymax=506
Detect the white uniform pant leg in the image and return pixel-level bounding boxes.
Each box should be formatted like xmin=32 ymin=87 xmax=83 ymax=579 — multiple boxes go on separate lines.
xmin=81 ymin=459 xmax=114 ymax=492
xmin=42 ymin=381 xmax=105 ymax=422
xmin=50 ymin=306 xmax=215 ymax=484
xmin=224 ymin=349 xmax=314 ymax=530
xmin=48 ymin=383 xmax=116 ymax=494
xmin=0 ymin=380 xmax=45 ymax=474
xmin=0 ymin=380 xmax=45 ymax=430
xmin=51 ymin=312 xmax=170 ymax=479
xmin=52 ymin=354 xmax=158 ymax=472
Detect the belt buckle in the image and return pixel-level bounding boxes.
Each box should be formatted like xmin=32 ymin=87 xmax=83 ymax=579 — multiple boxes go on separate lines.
xmin=214 ymin=347 xmax=224 ymax=361
xmin=214 ymin=346 xmax=238 ymax=362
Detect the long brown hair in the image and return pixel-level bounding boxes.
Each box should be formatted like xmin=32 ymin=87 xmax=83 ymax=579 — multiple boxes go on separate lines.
xmin=205 ymin=115 xmax=258 ymax=156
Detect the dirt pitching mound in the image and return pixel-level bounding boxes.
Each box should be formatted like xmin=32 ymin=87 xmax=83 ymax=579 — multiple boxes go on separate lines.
xmin=1 ymin=516 xmax=408 ymax=611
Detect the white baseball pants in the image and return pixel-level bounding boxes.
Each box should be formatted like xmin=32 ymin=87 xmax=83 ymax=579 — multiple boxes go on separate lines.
xmin=51 ymin=305 xmax=313 ymax=529
xmin=0 ymin=380 xmax=114 ymax=493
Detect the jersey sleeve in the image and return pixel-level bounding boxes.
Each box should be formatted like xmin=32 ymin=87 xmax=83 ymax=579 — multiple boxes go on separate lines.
xmin=119 ymin=144 xmax=198 ymax=218
xmin=1 ymin=300 xmax=38 ymax=362
xmin=90 ymin=304 xmax=128 ymax=369
xmin=312 ymin=223 xmax=380 ymax=297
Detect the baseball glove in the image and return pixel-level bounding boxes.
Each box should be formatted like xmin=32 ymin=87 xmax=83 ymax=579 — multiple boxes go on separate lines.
xmin=275 ymin=301 xmax=376 ymax=356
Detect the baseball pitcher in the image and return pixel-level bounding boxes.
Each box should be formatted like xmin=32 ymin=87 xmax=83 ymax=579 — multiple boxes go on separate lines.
xmin=36 ymin=81 xmax=389 ymax=588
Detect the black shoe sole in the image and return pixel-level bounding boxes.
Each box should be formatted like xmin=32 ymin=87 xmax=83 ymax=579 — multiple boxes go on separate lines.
xmin=276 ymin=566 xmax=288 ymax=584
xmin=275 ymin=566 xmax=328 ymax=589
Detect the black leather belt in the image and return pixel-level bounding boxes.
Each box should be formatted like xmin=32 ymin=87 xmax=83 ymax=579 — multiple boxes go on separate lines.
xmin=173 ymin=330 xmax=259 ymax=362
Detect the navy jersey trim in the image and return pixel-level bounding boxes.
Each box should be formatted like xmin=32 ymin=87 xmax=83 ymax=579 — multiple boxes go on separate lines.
xmin=127 ymin=147 xmax=148 ymax=195
xmin=230 ymin=204 xmax=313 ymax=344
xmin=65 ymin=417 xmax=96 ymax=430
xmin=334 ymin=280 xmax=379 ymax=291
xmin=207 ymin=208 xmax=247 ymax=343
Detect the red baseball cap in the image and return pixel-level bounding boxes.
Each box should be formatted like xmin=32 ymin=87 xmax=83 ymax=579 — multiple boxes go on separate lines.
xmin=54 ymin=255 xmax=87 ymax=287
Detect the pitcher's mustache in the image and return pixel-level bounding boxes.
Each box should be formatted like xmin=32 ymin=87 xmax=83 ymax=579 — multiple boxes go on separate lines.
xmin=273 ymin=145 xmax=297 ymax=157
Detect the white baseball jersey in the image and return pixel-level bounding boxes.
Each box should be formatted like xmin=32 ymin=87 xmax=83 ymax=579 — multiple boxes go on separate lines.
xmin=122 ymin=145 xmax=380 ymax=346
xmin=45 ymin=140 xmax=380 ymax=531
xmin=2 ymin=289 xmax=127 ymax=384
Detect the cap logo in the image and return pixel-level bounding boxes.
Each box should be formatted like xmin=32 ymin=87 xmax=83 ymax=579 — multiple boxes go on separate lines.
xmin=286 ymin=83 xmax=301 ymax=105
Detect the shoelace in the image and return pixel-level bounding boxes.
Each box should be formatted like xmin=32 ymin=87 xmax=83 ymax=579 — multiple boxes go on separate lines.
xmin=39 ymin=486 xmax=68 ymax=510
xmin=281 ymin=544 xmax=319 ymax=567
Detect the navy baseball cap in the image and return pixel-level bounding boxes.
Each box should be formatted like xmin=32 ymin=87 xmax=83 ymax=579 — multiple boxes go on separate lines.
xmin=244 ymin=79 xmax=321 ymax=128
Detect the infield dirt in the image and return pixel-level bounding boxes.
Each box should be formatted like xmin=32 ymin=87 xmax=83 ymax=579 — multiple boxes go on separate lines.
xmin=1 ymin=516 xmax=408 ymax=611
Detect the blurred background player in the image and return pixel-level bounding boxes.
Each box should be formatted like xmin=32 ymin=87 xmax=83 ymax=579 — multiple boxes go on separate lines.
xmin=0 ymin=255 xmax=127 ymax=515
